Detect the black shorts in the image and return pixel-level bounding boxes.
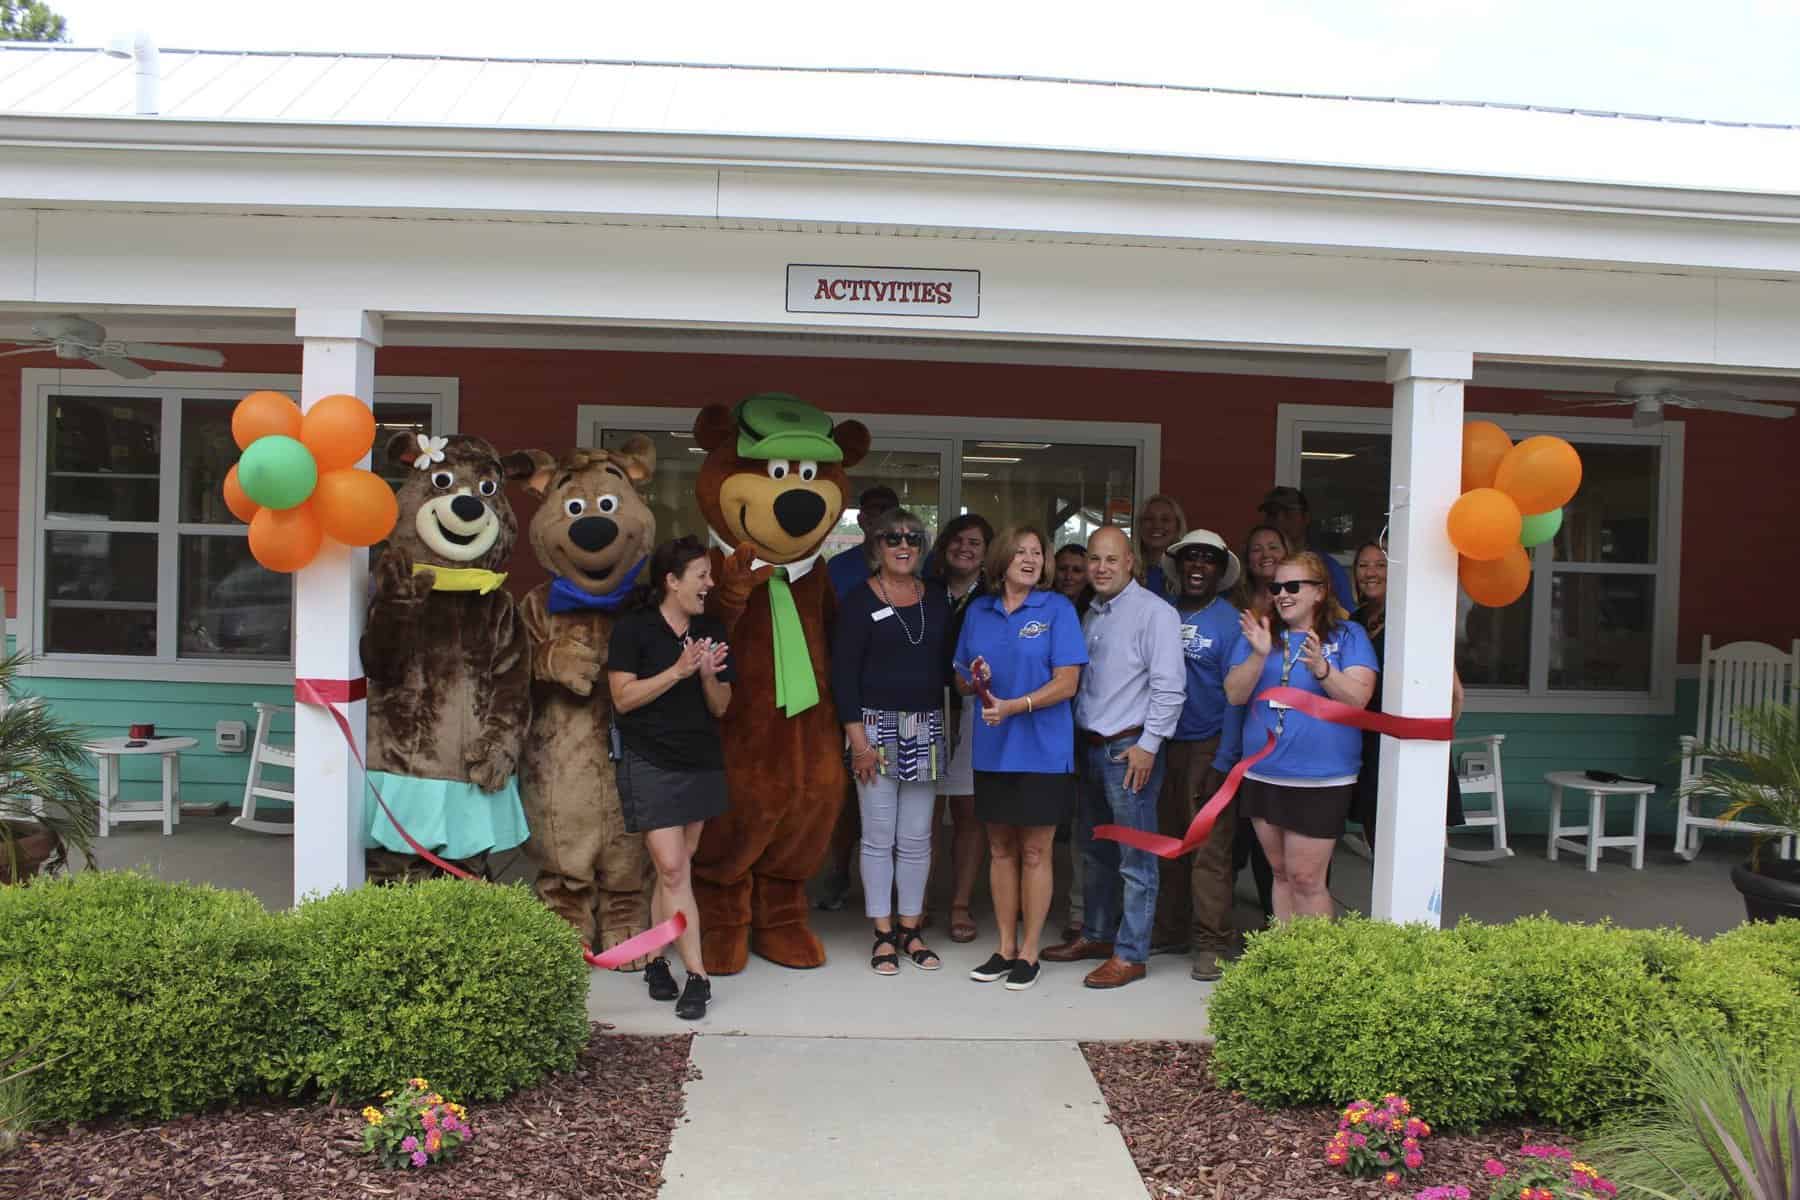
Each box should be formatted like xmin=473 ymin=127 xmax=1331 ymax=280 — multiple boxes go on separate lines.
xmin=1239 ymin=778 xmax=1352 ymax=841
xmin=973 ymin=770 xmax=1077 ymax=828
xmin=618 ymin=748 xmax=729 ymax=834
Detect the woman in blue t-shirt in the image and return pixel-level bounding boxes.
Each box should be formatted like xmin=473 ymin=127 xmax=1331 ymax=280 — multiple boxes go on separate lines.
xmin=1225 ymin=550 xmax=1377 ymax=921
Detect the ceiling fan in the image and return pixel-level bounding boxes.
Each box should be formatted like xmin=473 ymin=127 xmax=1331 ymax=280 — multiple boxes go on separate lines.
xmin=0 ymin=315 xmax=226 ymax=379
xmin=1543 ymin=374 xmax=1795 ymax=428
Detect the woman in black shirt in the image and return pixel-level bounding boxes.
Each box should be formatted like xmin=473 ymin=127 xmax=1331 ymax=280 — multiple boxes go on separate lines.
xmin=832 ymin=508 xmax=951 ymax=975
xmin=608 ymin=537 xmax=733 ymax=1020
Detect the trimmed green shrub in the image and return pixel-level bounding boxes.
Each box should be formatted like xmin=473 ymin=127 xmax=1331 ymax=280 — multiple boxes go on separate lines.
xmin=1209 ymin=916 xmax=1526 ymax=1129
xmin=1705 ymin=918 xmax=1800 ymax=990
xmin=283 ymin=878 xmax=588 ymax=1102
xmin=0 ymin=871 xmax=293 ymax=1121
xmin=1662 ymin=940 xmax=1800 ymax=1061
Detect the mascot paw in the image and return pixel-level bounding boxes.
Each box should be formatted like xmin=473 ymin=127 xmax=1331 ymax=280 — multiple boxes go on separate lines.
xmin=752 ymin=923 xmax=828 ymax=970
xmin=700 ymin=924 xmax=751 ymax=976
xmin=714 ymin=541 xmax=772 ymax=607
xmin=465 ymin=743 xmax=516 ymax=793
xmin=374 ymin=547 xmax=434 ymax=607
xmin=552 ymin=638 xmax=603 ymax=696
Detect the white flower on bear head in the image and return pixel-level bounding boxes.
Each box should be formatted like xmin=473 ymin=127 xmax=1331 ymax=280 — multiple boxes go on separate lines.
xmin=412 ymin=434 xmax=449 ymax=471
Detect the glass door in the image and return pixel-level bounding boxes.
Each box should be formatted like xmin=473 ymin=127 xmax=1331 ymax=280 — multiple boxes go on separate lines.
xmin=822 ymin=437 xmax=953 ymax=559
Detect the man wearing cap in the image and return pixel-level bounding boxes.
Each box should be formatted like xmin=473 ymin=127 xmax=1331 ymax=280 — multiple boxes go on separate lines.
xmin=1042 ymin=526 xmax=1184 ymax=989
xmin=1148 ymin=529 xmax=1245 ymax=981
xmin=827 ymin=485 xmax=899 ymax=602
xmin=1259 ymin=486 xmax=1353 ymax=605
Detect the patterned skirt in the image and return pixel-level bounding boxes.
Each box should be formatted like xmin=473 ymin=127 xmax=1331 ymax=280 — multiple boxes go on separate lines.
xmin=861 ymin=707 xmax=948 ymax=784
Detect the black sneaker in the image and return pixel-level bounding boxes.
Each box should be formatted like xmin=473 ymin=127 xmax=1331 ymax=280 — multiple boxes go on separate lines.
xmin=675 ymin=974 xmax=711 ymax=1021
xmin=1003 ymin=959 xmax=1040 ymax=991
xmin=969 ymin=952 xmax=1015 ymax=983
xmin=644 ymin=957 xmax=678 ymax=1002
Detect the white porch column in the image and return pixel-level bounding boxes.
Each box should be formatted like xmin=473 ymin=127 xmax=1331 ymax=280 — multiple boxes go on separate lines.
xmin=1371 ymin=349 xmax=1472 ymax=927
xmin=292 ymin=309 xmax=383 ymax=905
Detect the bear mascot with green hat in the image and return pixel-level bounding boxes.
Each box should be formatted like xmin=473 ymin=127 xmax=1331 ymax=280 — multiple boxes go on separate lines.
xmin=689 ymin=392 xmax=870 ymax=973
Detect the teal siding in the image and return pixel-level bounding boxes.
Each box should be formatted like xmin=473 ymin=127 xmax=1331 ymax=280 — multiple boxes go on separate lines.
xmin=20 ymin=674 xmax=294 ymax=812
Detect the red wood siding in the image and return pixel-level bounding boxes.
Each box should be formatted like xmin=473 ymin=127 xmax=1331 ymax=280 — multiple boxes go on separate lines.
xmin=6 ymin=345 xmax=1795 ymax=660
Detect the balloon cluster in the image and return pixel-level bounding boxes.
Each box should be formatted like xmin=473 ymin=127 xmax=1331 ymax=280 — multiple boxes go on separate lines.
xmin=1448 ymin=422 xmax=1582 ymax=607
xmin=223 ymin=391 xmax=399 ymax=573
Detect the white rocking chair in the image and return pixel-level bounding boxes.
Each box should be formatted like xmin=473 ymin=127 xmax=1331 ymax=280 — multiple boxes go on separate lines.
xmin=1447 ymin=734 xmax=1512 ymax=863
xmin=233 ymin=701 xmax=295 ymax=835
xmin=1674 ymin=636 xmax=1800 ymax=861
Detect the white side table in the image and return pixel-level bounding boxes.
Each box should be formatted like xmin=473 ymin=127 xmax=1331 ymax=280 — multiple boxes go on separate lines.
xmin=1544 ymin=769 xmax=1655 ymax=872
xmin=84 ymin=737 xmax=200 ymax=837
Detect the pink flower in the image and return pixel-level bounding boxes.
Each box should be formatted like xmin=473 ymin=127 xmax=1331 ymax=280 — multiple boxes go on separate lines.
xmin=401 ymin=1136 xmax=418 ymax=1152
xmin=410 ymin=1150 xmax=427 ymax=1168
xmin=1405 ymin=1118 xmax=1428 ymax=1139
xmin=1383 ymin=1170 xmax=1402 ymax=1189
xmin=426 ymin=1131 xmax=442 ymax=1153
xmin=1403 ymin=1137 xmax=1420 ymax=1150
xmin=1351 ymin=1133 xmax=1368 ymax=1148
xmin=1404 ymin=1151 xmax=1424 ymax=1169
xmin=1484 ymin=1159 xmax=1508 ymax=1178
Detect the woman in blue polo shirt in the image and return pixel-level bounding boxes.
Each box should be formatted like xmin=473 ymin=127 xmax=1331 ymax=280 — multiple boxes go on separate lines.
xmin=952 ymin=524 xmax=1087 ymax=992
xmin=1225 ymin=550 xmax=1377 ymax=923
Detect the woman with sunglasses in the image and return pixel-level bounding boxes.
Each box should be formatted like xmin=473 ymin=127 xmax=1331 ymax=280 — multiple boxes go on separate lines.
xmin=1225 ymin=551 xmax=1378 ymax=921
xmin=832 ymin=508 xmax=951 ymax=975
xmin=1348 ymin=541 xmax=1466 ymax=849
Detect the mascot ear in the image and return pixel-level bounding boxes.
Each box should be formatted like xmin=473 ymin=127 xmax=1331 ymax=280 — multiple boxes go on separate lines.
xmin=387 ymin=431 xmax=421 ymax=469
xmin=505 ymin=449 xmax=558 ymax=498
xmin=693 ymin=404 xmax=736 ymax=451
xmin=833 ymin=420 xmax=871 ymax=470
xmin=614 ymin=434 xmax=657 ymax=483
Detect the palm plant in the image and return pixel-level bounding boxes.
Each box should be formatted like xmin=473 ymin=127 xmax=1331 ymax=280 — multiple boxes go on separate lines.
xmin=1681 ymin=704 xmax=1800 ymax=867
xmin=0 ymin=652 xmax=97 ymax=883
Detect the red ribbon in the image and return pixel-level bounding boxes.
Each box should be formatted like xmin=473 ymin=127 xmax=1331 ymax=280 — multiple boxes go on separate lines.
xmin=295 ymin=676 xmax=685 ymax=970
xmin=1093 ymin=686 xmax=1454 ymax=859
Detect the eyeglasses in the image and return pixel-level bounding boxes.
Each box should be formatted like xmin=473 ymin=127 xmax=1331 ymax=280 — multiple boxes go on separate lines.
xmin=881 ymin=531 xmax=926 ymax=548
xmin=1267 ymin=579 xmax=1323 ymax=595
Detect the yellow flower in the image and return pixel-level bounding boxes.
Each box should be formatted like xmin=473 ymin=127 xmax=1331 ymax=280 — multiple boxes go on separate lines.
xmin=428 ymin=1093 xmax=443 ymax=1105
xmin=380 ymin=1090 xmax=394 ymax=1099
xmin=409 ymin=1077 xmax=428 ymax=1089
xmin=362 ymin=1107 xmax=384 ymax=1124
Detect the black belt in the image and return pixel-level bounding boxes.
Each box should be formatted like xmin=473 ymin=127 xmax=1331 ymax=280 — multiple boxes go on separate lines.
xmin=1079 ymin=725 xmax=1143 ymax=746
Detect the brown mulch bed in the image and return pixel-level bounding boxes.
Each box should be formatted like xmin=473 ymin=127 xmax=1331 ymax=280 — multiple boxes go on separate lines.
xmin=0 ymin=1027 xmax=694 ymax=1200
xmin=1082 ymin=1042 xmax=1577 ymax=1200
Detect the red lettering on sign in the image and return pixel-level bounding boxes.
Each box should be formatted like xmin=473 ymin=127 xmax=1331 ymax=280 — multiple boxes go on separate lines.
xmin=814 ymin=279 xmax=832 ymax=300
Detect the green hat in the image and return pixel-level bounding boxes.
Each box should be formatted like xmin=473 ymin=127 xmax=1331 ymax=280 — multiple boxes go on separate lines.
xmin=734 ymin=393 xmax=843 ymax=462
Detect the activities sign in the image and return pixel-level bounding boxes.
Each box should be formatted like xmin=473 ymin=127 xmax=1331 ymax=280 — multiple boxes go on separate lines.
xmin=786 ymin=265 xmax=980 ymax=318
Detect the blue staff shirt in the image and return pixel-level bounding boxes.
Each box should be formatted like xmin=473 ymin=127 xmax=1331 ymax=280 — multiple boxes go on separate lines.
xmin=1228 ymin=622 xmax=1379 ymax=784
xmin=1173 ymin=595 xmax=1241 ymax=743
xmin=1213 ymin=701 xmax=1247 ymax=773
xmin=952 ymin=587 xmax=1088 ymax=774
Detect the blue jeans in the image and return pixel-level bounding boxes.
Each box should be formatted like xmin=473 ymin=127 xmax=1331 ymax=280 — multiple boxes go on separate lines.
xmin=1078 ymin=735 xmax=1166 ymax=964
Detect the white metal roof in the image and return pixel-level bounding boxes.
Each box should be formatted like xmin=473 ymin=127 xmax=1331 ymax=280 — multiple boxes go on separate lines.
xmin=3 ymin=45 xmax=1798 ymax=197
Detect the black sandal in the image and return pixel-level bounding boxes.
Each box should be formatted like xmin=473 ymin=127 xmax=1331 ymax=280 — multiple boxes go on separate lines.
xmin=870 ymin=927 xmax=901 ymax=975
xmin=898 ymin=924 xmax=942 ymax=971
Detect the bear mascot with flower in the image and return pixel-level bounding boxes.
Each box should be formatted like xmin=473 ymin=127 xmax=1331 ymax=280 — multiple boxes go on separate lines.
xmin=515 ymin=438 xmax=661 ymax=966
xmin=361 ymin=432 xmax=543 ymax=882
xmin=688 ymin=393 xmax=870 ymax=973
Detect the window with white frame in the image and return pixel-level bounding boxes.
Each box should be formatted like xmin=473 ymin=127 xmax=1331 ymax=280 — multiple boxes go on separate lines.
xmin=1279 ymin=404 xmax=1682 ymax=714
xmin=21 ymin=372 xmax=457 ymax=680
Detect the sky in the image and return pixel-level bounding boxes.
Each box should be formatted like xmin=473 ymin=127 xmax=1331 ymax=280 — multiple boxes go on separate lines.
xmin=40 ymin=0 xmax=1800 ymax=126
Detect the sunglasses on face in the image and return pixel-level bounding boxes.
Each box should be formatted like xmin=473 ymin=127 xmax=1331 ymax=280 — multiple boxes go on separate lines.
xmin=1176 ymin=548 xmax=1226 ymax=565
xmin=881 ymin=531 xmax=926 ymax=548
xmin=1268 ymin=579 xmax=1323 ymax=595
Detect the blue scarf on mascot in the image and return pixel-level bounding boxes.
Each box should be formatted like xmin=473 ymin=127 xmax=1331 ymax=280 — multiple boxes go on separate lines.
xmin=546 ymin=556 xmax=646 ymax=614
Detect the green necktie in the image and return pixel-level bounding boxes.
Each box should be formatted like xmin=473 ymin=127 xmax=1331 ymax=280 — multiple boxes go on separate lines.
xmin=769 ymin=567 xmax=819 ymax=717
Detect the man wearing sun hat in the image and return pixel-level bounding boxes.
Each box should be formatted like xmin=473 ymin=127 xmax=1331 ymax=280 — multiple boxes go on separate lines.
xmin=1149 ymin=528 xmax=1247 ymax=982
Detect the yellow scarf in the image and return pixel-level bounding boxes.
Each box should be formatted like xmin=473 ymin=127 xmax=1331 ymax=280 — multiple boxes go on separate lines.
xmin=414 ymin=564 xmax=508 ymax=594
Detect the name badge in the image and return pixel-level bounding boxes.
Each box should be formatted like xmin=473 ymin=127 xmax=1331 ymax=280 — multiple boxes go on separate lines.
xmin=871 ymin=607 xmax=895 ymax=622
xmin=1268 ymin=699 xmax=1293 ymax=710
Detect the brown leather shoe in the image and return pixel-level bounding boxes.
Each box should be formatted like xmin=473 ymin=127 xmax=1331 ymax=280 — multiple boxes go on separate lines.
xmin=1083 ymin=957 xmax=1148 ymax=989
xmin=1041 ymin=936 xmax=1115 ymax=963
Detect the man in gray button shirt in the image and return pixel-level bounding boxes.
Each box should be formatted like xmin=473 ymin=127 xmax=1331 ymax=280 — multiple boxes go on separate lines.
xmin=1041 ymin=526 xmax=1185 ymax=989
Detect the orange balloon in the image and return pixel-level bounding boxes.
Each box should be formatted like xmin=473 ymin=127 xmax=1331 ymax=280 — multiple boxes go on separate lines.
xmin=1446 ymin=487 xmax=1522 ymax=561
xmin=232 ymin=390 xmax=302 ymax=451
xmin=1461 ymin=421 xmax=1513 ymax=493
xmin=248 ymin=503 xmax=323 ymax=573
xmin=312 ymin=468 xmax=399 ymax=547
xmin=1495 ymin=435 xmax=1583 ymax=516
xmin=222 ymin=464 xmax=260 ymax=524
xmin=1460 ymin=544 xmax=1532 ymax=607
xmin=301 ymin=393 xmax=378 ymax=472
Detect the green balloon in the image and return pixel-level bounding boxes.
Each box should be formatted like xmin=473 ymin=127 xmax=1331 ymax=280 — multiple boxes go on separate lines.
xmin=1519 ymin=507 xmax=1563 ymax=548
xmin=237 ymin=435 xmax=318 ymax=510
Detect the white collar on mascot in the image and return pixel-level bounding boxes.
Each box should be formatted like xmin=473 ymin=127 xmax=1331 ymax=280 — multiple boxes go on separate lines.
xmin=707 ymin=529 xmax=821 ymax=582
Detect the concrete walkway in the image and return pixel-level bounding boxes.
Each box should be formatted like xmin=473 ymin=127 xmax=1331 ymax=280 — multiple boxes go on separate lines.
xmin=658 ymin=1036 xmax=1142 ymax=1199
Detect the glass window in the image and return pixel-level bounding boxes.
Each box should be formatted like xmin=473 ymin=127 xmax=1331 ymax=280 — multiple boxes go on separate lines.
xmin=46 ymin=394 xmax=160 ymax=521
xmin=1552 ymin=443 xmax=1659 ymax=564
xmin=1297 ymin=429 xmax=1392 ymax=561
xmin=374 ymin=404 xmax=436 ymax=484
xmin=179 ymin=398 xmax=237 ymax=525
xmin=43 ymin=530 xmax=157 ymax=655
xmin=960 ymin=442 xmax=1135 ymax=547
xmin=1549 ymin=573 xmax=1654 ymax=691
xmin=1457 ymin=593 xmax=1530 ymax=690
xmin=825 ymin=448 xmax=944 ymax=560
xmin=179 ymin=535 xmax=292 ymax=660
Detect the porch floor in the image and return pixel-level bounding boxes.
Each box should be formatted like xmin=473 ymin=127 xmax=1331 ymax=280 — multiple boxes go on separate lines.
xmin=88 ymin=812 xmax=1750 ymax=1040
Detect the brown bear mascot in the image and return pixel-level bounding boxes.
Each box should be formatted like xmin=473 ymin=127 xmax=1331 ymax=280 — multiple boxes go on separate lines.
xmin=516 ymin=439 xmax=658 ymax=965
xmin=362 ymin=432 xmax=539 ymax=882
xmin=690 ymin=393 xmax=870 ymax=974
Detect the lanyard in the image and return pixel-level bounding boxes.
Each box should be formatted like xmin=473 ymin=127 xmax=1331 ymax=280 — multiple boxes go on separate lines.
xmin=1273 ymin=631 xmax=1301 ymax=739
